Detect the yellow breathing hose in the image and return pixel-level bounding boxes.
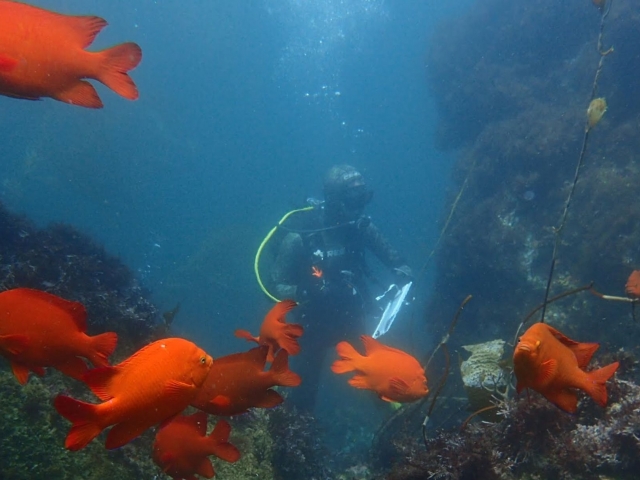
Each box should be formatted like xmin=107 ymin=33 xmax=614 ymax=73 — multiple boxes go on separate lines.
xmin=254 ymin=206 xmax=314 ymax=302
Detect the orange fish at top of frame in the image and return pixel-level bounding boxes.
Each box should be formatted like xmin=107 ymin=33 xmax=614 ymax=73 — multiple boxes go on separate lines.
xmin=331 ymin=335 xmax=429 ymax=403
xmin=235 ymin=300 xmax=303 ymax=362
xmin=513 ymin=322 xmax=619 ymax=413
xmin=0 ymin=0 xmax=142 ymax=108
xmin=0 ymin=288 xmax=118 ymax=384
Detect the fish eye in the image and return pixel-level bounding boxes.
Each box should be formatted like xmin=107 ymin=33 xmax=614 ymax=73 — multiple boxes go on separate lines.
xmin=200 ymin=356 xmax=207 ymax=364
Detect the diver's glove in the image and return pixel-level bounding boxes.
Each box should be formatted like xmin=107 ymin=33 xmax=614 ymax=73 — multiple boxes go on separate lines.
xmin=393 ymin=265 xmax=413 ymax=287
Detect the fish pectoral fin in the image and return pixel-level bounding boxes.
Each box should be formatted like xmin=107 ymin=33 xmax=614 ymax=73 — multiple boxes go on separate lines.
xmin=234 ymin=329 xmax=260 ymax=344
xmin=0 ymin=333 xmax=30 ymax=355
xmin=536 ymin=359 xmax=557 ymax=385
xmin=380 ymin=395 xmax=395 ymax=403
xmin=209 ymin=395 xmax=232 ymax=408
xmin=0 ymin=54 xmax=19 ymax=72
xmin=389 ymin=377 xmax=410 ymax=396
xmin=164 ymin=379 xmax=196 ymax=397
xmin=53 ymin=80 xmax=103 ymax=109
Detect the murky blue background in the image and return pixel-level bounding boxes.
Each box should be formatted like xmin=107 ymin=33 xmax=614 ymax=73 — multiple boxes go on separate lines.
xmin=0 ymin=0 xmax=470 ymax=358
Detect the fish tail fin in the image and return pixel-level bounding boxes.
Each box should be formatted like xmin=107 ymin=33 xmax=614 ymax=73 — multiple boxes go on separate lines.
xmin=207 ymin=420 xmax=241 ymax=463
xmin=279 ymin=323 xmax=304 ymax=355
xmin=270 ymin=349 xmax=301 ymax=387
xmin=584 ymin=361 xmax=620 ymax=407
xmin=54 ymin=395 xmax=102 ymax=451
xmin=87 ymin=332 xmax=118 ymax=367
xmin=331 ymin=341 xmax=361 ymax=374
xmin=97 ymin=42 xmax=142 ymax=100
xmin=234 ymin=329 xmax=260 ymax=344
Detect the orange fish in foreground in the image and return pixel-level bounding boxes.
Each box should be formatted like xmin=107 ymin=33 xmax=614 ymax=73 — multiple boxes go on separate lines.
xmin=625 ymin=270 xmax=640 ymax=298
xmin=54 ymin=337 xmax=212 ymax=451
xmin=331 ymin=335 xmax=428 ymax=403
xmin=235 ymin=300 xmax=303 ymax=362
xmin=513 ymin=322 xmax=619 ymax=413
xmin=191 ymin=345 xmax=301 ymax=416
xmin=0 ymin=0 xmax=142 ymax=108
xmin=153 ymin=412 xmax=240 ymax=480
xmin=0 ymin=288 xmax=117 ymax=384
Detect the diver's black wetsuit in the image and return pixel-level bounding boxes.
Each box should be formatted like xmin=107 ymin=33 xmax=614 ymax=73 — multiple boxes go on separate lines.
xmin=271 ymin=207 xmax=409 ymax=412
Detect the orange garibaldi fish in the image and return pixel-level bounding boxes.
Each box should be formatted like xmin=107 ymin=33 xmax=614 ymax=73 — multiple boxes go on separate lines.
xmin=625 ymin=270 xmax=640 ymax=298
xmin=235 ymin=300 xmax=303 ymax=362
xmin=513 ymin=322 xmax=619 ymax=413
xmin=331 ymin=335 xmax=429 ymax=403
xmin=0 ymin=288 xmax=118 ymax=384
xmin=153 ymin=412 xmax=240 ymax=480
xmin=0 ymin=0 xmax=142 ymax=108
xmin=191 ymin=345 xmax=301 ymax=416
xmin=54 ymin=337 xmax=213 ymax=451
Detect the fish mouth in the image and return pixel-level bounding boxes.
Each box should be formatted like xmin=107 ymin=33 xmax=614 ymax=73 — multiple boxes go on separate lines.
xmin=516 ymin=344 xmax=532 ymax=353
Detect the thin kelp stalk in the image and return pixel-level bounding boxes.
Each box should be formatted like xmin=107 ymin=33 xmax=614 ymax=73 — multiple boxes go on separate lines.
xmin=420 ymin=295 xmax=472 ymax=445
xmin=539 ymin=2 xmax=614 ymax=324
xmin=418 ymin=157 xmax=478 ymax=280
xmin=589 ymin=286 xmax=639 ymax=321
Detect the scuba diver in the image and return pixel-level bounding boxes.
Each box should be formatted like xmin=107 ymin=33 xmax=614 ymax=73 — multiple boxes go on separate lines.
xmin=270 ymin=164 xmax=413 ymax=413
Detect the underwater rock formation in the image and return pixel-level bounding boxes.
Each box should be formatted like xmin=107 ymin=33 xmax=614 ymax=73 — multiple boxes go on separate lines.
xmin=0 ymin=201 xmax=158 ymax=349
xmin=381 ymin=374 xmax=640 ymax=480
xmin=422 ymin=0 xmax=640 ymax=354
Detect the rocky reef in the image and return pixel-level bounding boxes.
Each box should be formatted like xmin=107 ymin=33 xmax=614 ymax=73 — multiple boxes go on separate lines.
xmin=379 ymin=370 xmax=640 ymax=480
xmin=372 ymin=0 xmax=640 ymax=477
xmin=422 ymin=0 xmax=640 ymax=354
xmin=0 ymin=202 xmax=158 ymax=351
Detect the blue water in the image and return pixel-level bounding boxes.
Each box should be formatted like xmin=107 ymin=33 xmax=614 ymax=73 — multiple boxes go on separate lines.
xmin=0 ymin=0 xmax=467 ymax=358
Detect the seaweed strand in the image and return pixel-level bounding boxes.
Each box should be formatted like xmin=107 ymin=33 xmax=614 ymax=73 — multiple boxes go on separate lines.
xmin=539 ymin=1 xmax=614 ymax=323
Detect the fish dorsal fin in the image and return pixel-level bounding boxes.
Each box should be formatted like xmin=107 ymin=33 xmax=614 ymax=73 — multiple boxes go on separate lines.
xmin=266 ymin=299 xmax=297 ymax=324
xmin=65 ymin=15 xmax=108 ymax=48
xmin=212 ymin=345 xmax=268 ymax=369
xmin=360 ymin=335 xmax=384 ymax=355
xmin=243 ymin=345 xmax=270 ymax=367
xmin=545 ymin=324 xmax=580 ymax=347
xmin=33 ymin=10 xmax=108 ymax=49
xmin=568 ymin=342 xmax=599 ymax=369
xmin=545 ymin=324 xmax=598 ymax=367
xmin=536 ymin=359 xmax=557 ymax=385
xmin=17 ymin=288 xmax=87 ymax=332
xmin=82 ymin=366 xmax=117 ymax=400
